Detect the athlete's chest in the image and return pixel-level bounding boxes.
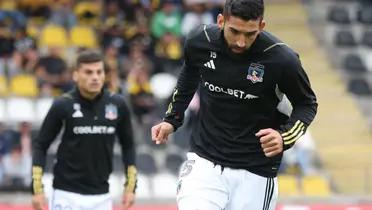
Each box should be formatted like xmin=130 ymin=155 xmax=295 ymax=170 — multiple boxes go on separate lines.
xmin=193 ymin=50 xmax=280 ymax=95
xmin=64 ymin=101 xmax=119 ymax=135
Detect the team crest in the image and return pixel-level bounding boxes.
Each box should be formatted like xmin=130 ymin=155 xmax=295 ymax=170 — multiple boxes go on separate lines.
xmin=105 ymin=104 xmax=118 ymax=120
xmin=247 ymin=63 xmax=265 ymax=83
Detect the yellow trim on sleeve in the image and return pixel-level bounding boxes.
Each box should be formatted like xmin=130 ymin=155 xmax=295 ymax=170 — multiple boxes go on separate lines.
xmin=125 ymin=165 xmax=137 ymax=193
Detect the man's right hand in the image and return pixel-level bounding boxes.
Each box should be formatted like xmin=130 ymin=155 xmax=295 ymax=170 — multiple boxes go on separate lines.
xmin=151 ymin=122 xmax=174 ymax=144
xmin=32 ymin=194 xmax=46 ymax=210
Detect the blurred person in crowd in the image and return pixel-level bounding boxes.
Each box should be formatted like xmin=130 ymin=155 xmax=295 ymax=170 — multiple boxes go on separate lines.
xmin=32 ymin=50 xmax=137 ymax=210
xmin=1 ymin=121 xmax=33 ymax=188
xmin=181 ymin=1 xmax=214 ymax=36
xmin=0 ymin=1 xmax=26 ymax=32
xmin=103 ymin=1 xmax=125 ymax=23
xmin=0 ymin=22 xmax=19 ymax=78
xmin=13 ymin=29 xmax=39 ymax=74
xmin=152 ymin=0 xmax=317 ymax=209
xmin=134 ymin=25 xmax=156 ymax=57
xmin=2 ymin=144 xmax=31 ymax=187
xmin=18 ymin=121 xmax=32 ymax=156
xmin=122 ymin=39 xmax=154 ymax=79
xmin=104 ymin=61 xmax=122 ymax=94
xmin=102 ymin=18 xmax=128 ymax=54
xmin=0 ymin=122 xmax=14 ymax=158
xmin=127 ymin=67 xmax=156 ymax=125
xmin=18 ymin=0 xmax=51 ymax=23
xmin=34 ymin=46 xmax=72 ymax=95
xmin=151 ymin=0 xmax=182 ymax=39
xmin=49 ymin=0 xmax=76 ymax=29
xmin=154 ymin=33 xmax=183 ymax=72
xmin=0 ymin=122 xmax=14 ymax=185
xmin=104 ymin=42 xmax=123 ymax=76
xmin=281 ymin=132 xmax=317 ymax=176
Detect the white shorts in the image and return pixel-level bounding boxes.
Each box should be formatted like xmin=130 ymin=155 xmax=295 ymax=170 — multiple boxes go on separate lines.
xmin=177 ymin=153 xmax=278 ymax=210
xmin=49 ymin=189 xmax=113 ymax=210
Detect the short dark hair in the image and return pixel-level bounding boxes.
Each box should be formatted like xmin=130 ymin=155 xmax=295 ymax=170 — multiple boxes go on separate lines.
xmin=76 ymin=50 xmax=103 ymax=69
xmin=223 ymin=0 xmax=264 ymax=21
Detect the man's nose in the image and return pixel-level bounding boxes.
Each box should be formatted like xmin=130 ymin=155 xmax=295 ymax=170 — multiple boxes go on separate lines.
xmin=236 ymin=36 xmax=246 ymax=48
xmin=92 ymin=73 xmax=99 ymax=80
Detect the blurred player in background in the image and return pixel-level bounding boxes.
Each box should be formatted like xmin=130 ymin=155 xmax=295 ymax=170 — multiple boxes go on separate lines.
xmin=32 ymin=50 xmax=137 ymax=210
xmin=152 ymin=0 xmax=318 ymax=209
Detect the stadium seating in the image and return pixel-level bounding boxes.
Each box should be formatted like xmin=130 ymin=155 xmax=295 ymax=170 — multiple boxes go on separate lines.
xmin=334 ymin=30 xmax=357 ymax=47
xmin=348 ymin=78 xmax=372 ymax=95
xmin=9 ymin=74 xmax=39 ymax=97
xmin=0 ymin=75 xmax=8 ymax=96
xmin=301 ymin=175 xmax=331 ymax=197
xmin=0 ymin=99 xmax=5 ymax=122
xmin=357 ymin=6 xmax=372 ymax=24
xmin=165 ymin=153 xmax=184 ymax=175
xmin=327 ymin=6 xmax=351 ymax=24
xmin=361 ymin=30 xmax=372 ymax=48
xmin=73 ymin=1 xmax=100 ymax=26
xmin=69 ymin=25 xmax=98 ymax=48
xmin=136 ymin=153 xmax=158 ymax=175
xmin=5 ymin=97 xmax=35 ymax=123
xmin=35 ymin=97 xmax=53 ymax=122
xmin=38 ymin=24 xmax=68 ymax=48
xmin=343 ymin=54 xmax=367 ymax=72
xmin=0 ymin=0 xmax=16 ymax=10
xmin=172 ymin=126 xmax=192 ymax=150
xmin=278 ymin=175 xmax=300 ymax=197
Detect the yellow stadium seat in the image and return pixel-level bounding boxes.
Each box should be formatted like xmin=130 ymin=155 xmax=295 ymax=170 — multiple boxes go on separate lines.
xmin=301 ymin=175 xmax=331 ymax=197
xmin=0 ymin=0 xmax=16 ymax=10
xmin=39 ymin=24 xmax=68 ymax=48
xmin=278 ymin=175 xmax=300 ymax=196
xmin=0 ymin=75 xmax=8 ymax=96
xmin=19 ymin=0 xmax=50 ymax=9
xmin=74 ymin=1 xmax=100 ymax=16
xmin=9 ymin=74 xmax=39 ymax=97
xmin=69 ymin=25 xmax=98 ymax=48
xmin=74 ymin=1 xmax=100 ymax=26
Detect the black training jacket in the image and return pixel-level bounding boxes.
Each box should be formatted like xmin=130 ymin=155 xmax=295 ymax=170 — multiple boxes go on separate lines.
xmin=32 ymin=88 xmax=136 ymax=195
xmin=164 ymin=24 xmax=318 ymax=177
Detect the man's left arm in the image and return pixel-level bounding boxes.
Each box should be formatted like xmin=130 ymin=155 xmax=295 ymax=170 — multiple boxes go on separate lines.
xmin=116 ymin=99 xmax=137 ymax=209
xmin=276 ymin=54 xmax=318 ymax=150
xmin=257 ymin=54 xmax=317 ymax=157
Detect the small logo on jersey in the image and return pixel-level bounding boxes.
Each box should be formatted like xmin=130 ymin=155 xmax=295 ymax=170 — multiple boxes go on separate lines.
xmin=247 ymin=63 xmax=264 ymax=83
xmin=105 ymin=104 xmax=118 ymax=120
xmin=204 ymin=60 xmax=215 ymax=70
xmin=72 ymin=103 xmax=83 ymax=118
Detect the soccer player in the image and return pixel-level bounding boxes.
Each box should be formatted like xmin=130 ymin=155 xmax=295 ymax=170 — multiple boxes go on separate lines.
xmin=32 ymin=50 xmax=137 ymax=210
xmin=151 ymin=0 xmax=318 ymax=209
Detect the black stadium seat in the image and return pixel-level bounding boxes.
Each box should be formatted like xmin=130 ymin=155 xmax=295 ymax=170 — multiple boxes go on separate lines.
xmin=136 ymin=153 xmax=158 ymax=175
xmin=334 ymin=30 xmax=357 ymax=47
xmin=343 ymin=54 xmax=367 ymax=72
xmin=348 ymin=78 xmax=372 ymax=95
xmin=361 ymin=30 xmax=372 ymax=48
xmin=357 ymin=7 xmax=372 ymax=24
xmin=328 ymin=7 xmax=351 ymax=24
xmin=165 ymin=153 xmax=185 ymax=175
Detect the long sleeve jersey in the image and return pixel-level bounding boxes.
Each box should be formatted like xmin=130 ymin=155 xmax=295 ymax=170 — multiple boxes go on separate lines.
xmin=32 ymin=88 xmax=137 ymax=195
xmin=164 ymin=24 xmax=318 ymax=178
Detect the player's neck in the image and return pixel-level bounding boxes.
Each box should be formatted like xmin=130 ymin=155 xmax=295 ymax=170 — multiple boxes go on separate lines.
xmin=78 ymin=88 xmax=101 ymax=100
